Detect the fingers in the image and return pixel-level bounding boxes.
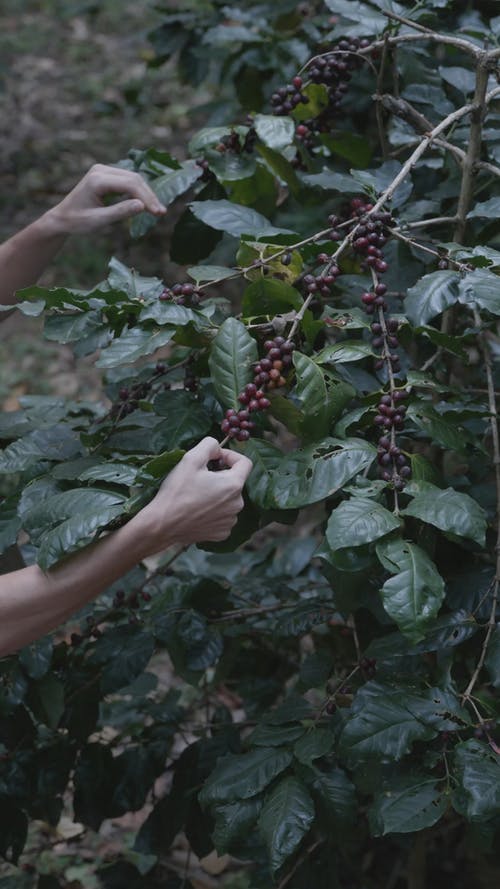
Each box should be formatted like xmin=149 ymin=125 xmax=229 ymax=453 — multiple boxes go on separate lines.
xmin=88 ymin=165 xmax=166 ymax=216
xmin=221 ymin=448 xmax=253 ymax=482
xmin=185 ymin=436 xmax=222 ymax=466
xmin=90 ymin=199 xmax=146 ymax=226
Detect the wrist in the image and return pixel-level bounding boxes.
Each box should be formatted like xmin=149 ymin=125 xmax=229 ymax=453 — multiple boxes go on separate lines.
xmin=122 ymin=504 xmax=180 ymax=559
xmin=36 ymin=206 xmax=72 ymax=240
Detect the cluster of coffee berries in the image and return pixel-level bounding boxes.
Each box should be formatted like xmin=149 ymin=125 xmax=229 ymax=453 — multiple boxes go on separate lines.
xmin=302 ymin=263 xmax=341 ymax=299
xmin=271 ymin=76 xmax=310 ymax=116
xmin=286 ymin=37 xmax=370 ymax=155
xmin=110 ymin=379 xmax=152 ymax=418
xmin=159 ymin=282 xmax=201 ymax=307
xmin=215 ymin=128 xmax=257 ymax=154
xmin=253 ymin=336 xmax=295 ymax=390
xmin=375 ymin=392 xmax=411 ymax=489
xmin=220 ymin=337 xmax=295 ymax=440
xmin=330 ymin=196 xmax=413 ymax=490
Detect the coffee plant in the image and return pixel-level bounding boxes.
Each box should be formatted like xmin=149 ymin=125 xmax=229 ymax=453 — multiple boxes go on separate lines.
xmin=2 ymin=1 xmax=500 ymax=887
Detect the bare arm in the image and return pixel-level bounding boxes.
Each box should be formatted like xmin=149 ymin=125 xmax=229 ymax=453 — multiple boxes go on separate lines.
xmin=0 ymin=164 xmax=166 ymax=308
xmin=0 ymin=438 xmax=252 ymax=657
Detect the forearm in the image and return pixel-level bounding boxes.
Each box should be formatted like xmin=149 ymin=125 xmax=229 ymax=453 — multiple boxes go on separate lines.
xmin=0 ymin=212 xmax=66 ymax=307
xmin=0 ymin=511 xmax=164 ymax=657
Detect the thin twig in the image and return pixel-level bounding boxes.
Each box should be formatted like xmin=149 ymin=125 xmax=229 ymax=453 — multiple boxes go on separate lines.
xmin=454 ymin=61 xmax=491 ymax=243
xmin=277 ymin=839 xmax=324 ymax=889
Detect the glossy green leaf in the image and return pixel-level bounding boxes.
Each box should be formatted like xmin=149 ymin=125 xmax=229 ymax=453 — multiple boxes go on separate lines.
xmin=376 ymin=538 xmax=445 ymax=642
xmin=293 ymin=729 xmax=334 ymax=766
xmin=24 ymin=489 xmax=127 ymax=569
xmin=187 ymin=265 xmax=237 ymax=284
xmin=90 ymin=626 xmax=155 ymax=695
xmin=339 ymin=682 xmax=465 ymax=765
xmin=315 ymin=341 xmax=374 ymax=363
xmin=152 ymin=390 xmax=212 ymax=448
xmin=467 ymin=196 xmax=500 ymax=218
xmin=270 ymin=437 xmax=377 ymax=510
xmin=190 ymin=199 xmax=292 ymax=237
xmin=311 ymin=767 xmax=357 ymax=829
xmin=0 ymin=425 xmax=82 ymax=473
xmin=199 ymin=747 xmax=293 ymax=806
xmin=212 ymin=798 xmax=262 ymax=855
xmin=452 ymin=740 xmax=500 ymax=821
xmin=458 ymin=269 xmax=500 ymax=315
xmin=208 ymin=317 xmax=259 ymax=409
xmin=130 ymin=160 xmax=202 ymax=238
xmin=259 ymin=776 xmax=315 ymax=874
xmin=369 ymin=772 xmax=447 ymax=836
xmin=254 ymin=114 xmax=295 ymax=149
xmin=326 ymin=497 xmax=401 ymax=551
xmin=242 ymin=277 xmax=303 ymax=315
xmin=405 ymin=271 xmax=461 ymax=326
xmin=402 ymin=482 xmax=487 ymax=546
xmin=96 ymin=327 xmax=176 ymax=368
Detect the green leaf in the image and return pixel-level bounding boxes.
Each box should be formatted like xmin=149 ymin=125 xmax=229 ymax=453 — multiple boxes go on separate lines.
xmin=243 ymin=438 xmax=285 ymax=509
xmin=402 ymin=482 xmax=487 ymax=547
xmin=301 ymin=169 xmax=357 ymax=193
xmin=369 ymin=772 xmax=447 ymax=836
xmin=248 ymin=724 xmax=306 ymax=748
xmin=352 ymin=160 xmax=413 ymax=209
xmin=458 ymin=269 xmax=500 ymax=315
xmin=270 ymin=438 xmax=377 ymax=510
xmin=293 ymin=83 xmax=329 ymax=121
xmin=212 ymin=798 xmax=262 ymax=855
xmin=44 ymin=309 xmax=106 ymax=344
xmin=292 ymin=352 xmax=332 ymax=438
xmin=187 ymin=265 xmax=236 ymax=284
xmin=339 ymin=682 xmax=464 ymax=765
xmin=293 ymin=729 xmax=334 ymax=766
xmin=254 ymin=114 xmax=295 ymax=150
xmin=256 ymin=144 xmax=302 ymax=197
xmin=325 ymin=0 xmax=388 ymax=34
xmin=142 ymin=449 xmax=185 ymax=480
xmin=19 ymin=637 xmax=53 ymax=680
xmin=96 ymin=327 xmax=176 ymax=368
xmin=467 ymin=196 xmax=500 ymax=218
xmin=33 ymin=673 xmax=65 ymax=729
xmin=199 ymin=747 xmax=293 ymax=806
xmin=25 ymin=489 xmax=127 ymax=569
xmin=315 ymin=341 xmax=374 ymax=363
xmin=242 ymin=278 xmax=303 ymax=315
xmin=130 ymin=160 xmax=202 ymax=237
xmin=208 ymin=317 xmax=258 ymax=409
xmin=139 ymin=301 xmax=209 ymax=330
xmin=78 ymin=463 xmax=140 ymax=486
xmin=326 ymin=497 xmax=401 ymax=551
xmin=190 ymin=199 xmax=292 ymax=238
xmin=0 ymin=425 xmax=82 ymax=472
xmin=90 ymin=626 xmax=155 ymax=694
xmin=152 ymin=390 xmax=212 ymax=448
xmin=376 ymin=538 xmax=446 ymax=643
xmin=0 ymin=507 xmax=21 ymax=554
xmin=259 ymin=776 xmax=315 ymax=874
xmin=311 ymin=767 xmax=356 ymax=829
xmin=405 ymin=271 xmax=461 ymax=326
xmin=453 ymin=740 xmax=500 ymax=821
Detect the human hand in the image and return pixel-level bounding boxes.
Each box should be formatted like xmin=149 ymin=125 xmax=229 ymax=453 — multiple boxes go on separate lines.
xmin=44 ymin=164 xmax=166 ymax=235
xmin=134 ymin=437 xmax=253 ymax=555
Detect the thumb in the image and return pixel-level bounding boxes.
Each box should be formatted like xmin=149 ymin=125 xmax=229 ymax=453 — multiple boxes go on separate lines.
xmin=186 ymin=437 xmax=222 ymax=466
